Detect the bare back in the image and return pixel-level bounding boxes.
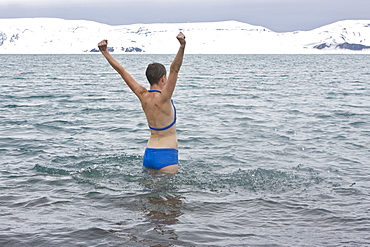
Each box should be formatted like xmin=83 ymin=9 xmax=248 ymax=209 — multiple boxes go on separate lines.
xmin=140 ymin=91 xmax=178 ymax=149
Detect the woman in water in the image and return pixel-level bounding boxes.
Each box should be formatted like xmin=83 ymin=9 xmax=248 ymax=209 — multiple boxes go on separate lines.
xmin=98 ymin=32 xmax=186 ymax=174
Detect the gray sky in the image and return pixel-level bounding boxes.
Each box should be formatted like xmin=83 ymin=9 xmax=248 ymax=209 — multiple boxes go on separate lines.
xmin=0 ymin=0 xmax=369 ymax=32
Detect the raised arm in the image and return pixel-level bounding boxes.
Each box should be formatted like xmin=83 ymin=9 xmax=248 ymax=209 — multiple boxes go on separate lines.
xmin=162 ymin=32 xmax=186 ymax=100
xmin=98 ymin=40 xmax=146 ymax=98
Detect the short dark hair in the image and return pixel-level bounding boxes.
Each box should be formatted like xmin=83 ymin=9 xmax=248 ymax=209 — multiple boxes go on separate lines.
xmin=145 ymin=63 xmax=166 ymax=85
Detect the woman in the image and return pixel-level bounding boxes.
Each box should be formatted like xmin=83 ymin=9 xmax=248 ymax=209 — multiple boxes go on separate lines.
xmin=98 ymin=32 xmax=186 ymax=174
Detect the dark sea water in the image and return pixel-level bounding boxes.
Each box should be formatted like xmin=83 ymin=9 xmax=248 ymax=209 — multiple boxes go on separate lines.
xmin=1 ymin=54 xmax=370 ymax=246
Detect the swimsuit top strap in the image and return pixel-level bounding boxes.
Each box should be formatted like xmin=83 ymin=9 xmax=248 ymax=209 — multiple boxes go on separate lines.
xmin=148 ymin=90 xmax=162 ymax=93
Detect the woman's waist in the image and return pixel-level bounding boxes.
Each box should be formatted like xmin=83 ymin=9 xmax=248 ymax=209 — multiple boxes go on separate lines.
xmin=147 ymin=134 xmax=178 ymax=149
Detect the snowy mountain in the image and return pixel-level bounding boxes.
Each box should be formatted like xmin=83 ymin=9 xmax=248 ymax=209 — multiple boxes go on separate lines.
xmin=0 ymin=18 xmax=370 ymax=54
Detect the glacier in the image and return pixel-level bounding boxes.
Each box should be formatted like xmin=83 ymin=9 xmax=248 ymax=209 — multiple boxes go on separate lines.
xmin=0 ymin=18 xmax=370 ymax=54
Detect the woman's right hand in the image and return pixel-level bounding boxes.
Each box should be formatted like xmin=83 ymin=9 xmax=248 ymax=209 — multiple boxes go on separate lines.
xmin=176 ymin=32 xmax=186 ymax=47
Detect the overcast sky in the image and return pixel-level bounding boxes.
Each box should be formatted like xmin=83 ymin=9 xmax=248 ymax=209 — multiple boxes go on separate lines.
xmin=0 ymin=0 xmax=369 ymax=32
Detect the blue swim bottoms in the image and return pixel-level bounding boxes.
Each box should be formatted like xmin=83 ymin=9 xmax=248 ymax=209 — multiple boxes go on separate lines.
xmin=143 ymin=148 xmax=179 ymax=170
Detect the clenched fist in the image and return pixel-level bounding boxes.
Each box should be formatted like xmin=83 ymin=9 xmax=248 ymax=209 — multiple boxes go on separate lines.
xmin=98 ymin=40 xmax=108 ymax=52
xmin=176 ymin=32 xmax=186 ymax=47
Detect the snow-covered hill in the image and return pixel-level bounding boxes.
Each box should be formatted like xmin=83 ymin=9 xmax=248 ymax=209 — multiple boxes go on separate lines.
xmin=0 ymin=18 xmax=370 ymax=54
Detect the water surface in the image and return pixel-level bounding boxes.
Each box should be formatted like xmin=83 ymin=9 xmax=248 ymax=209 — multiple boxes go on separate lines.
xmin=1 ymin=54 xmax=370 ymax=246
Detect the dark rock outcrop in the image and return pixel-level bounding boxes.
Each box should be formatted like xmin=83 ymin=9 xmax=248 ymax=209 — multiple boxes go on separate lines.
xmin=90 ymin=47 xmax=114 ymax=52
xmin=0 ymin=32 xmax=7 ymax=46
xmin=336 ymin=42 xmax=370 ymax=50
xmin=314 ymin=42 xmax=370 ymax=51
xmin=313 ymin=43 xmax=331 ymax=49
xmin=122 ymin=47 xmax=143 ymax=52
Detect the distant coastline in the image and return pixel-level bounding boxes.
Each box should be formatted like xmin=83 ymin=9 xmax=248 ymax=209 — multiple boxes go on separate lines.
xmin=1 ymin=18 xmax=370 ymax=54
